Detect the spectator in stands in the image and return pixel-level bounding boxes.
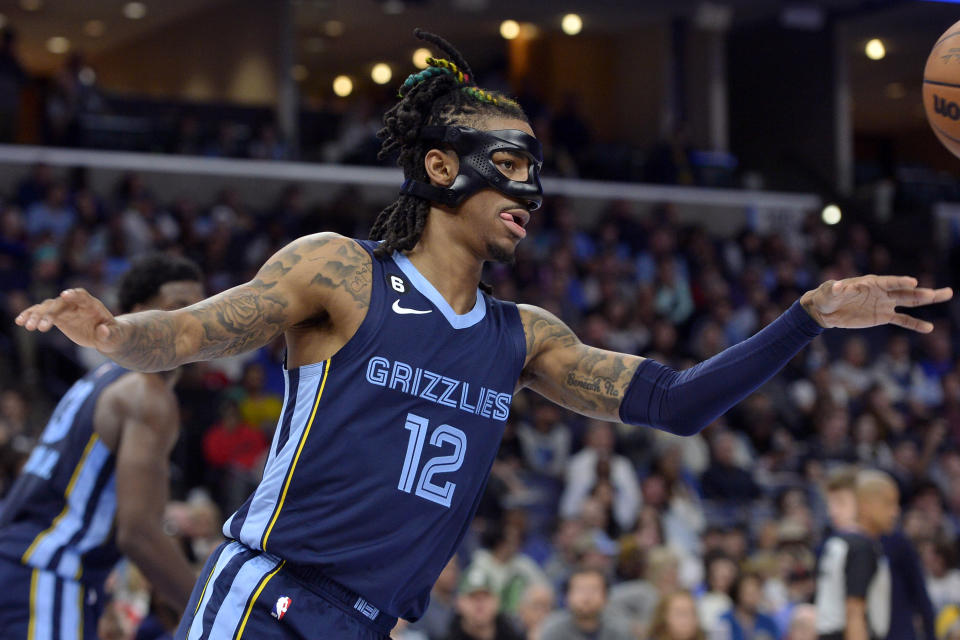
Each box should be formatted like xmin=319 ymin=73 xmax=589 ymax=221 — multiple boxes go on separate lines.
xmin=445 ymin=567 xmax=523 ymax=640
xmin=809 ymin=406 xmax=856 ymax=465
xmin=233 ymin=362 xmax=283 ymax=433
xmin=540 ymin=568 xmax=632 ymax=640
xmin=607 ymin=542 xmax=660 ymax=637
xmin=921 ymin=540 xmax=960 ymax=615
xmin=543 ymin=519 xmax=584 ymax=591
xmin=711 ymin=571 xmax=779 ymax=640
xmin=697 ymin=551 xmax=737 ymax=635
xmin=466 ymin=525 xmax=550 ymax=615
xmin=201 ymin=398 xmax=267 ymax=512
xmin=700 ymin=431 xmax=760 ymax=503
xmin=517 ymin=400 xmax=571 ymax=479
xmin=46 ymin=52 xmax=103 ymax=146
xmin=0 ymin=28 xmax=26 ymax=143
xmin=648 ymin=590 xmax=705 ymax=640
xmin=915 ymin=327 xmax=954 ymax=408
xmin=561 ymin=421 xmax=641 ymax=533
xmin=248 ymin=122 xmax=289 ymax=160
xmin=515 ymin=582 xmax=555 ymax=640
xmin=653 ymin=256 xmax=694 ymax=326
xmin=830 ymin=336 xmax=873 ymax=399
xmin=871 ymin=334 xmax=920 ymax=407
xmin=25 ymin=181 xmax=75 ymax=241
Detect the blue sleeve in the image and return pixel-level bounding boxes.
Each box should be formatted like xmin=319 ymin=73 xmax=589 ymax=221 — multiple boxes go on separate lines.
xmin=619 ymin=301 xmax=823 ymax=435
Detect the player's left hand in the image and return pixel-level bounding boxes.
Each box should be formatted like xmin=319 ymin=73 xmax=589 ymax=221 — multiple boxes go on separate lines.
xmin=800 ymin=275 xmax=953 ymax=333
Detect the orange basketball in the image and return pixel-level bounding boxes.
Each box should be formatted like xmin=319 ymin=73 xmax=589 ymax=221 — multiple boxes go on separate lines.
xmin=925 ymin=20 xmax=960 ymax=158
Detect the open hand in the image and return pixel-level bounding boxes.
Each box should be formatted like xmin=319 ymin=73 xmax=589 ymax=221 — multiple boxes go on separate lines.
xmin=800 ymin=275 xmax=953 ymax=333
xmin=15 ymin=288 xmax=124 ymax=352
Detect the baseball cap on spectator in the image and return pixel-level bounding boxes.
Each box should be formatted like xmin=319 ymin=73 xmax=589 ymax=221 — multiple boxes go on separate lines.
xmin=459 ymin=568 xmax=496 ymax=595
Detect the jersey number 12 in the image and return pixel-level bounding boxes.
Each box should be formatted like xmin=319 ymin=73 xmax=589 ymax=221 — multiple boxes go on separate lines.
xmin=397 ymin=413 xmax=467 ymax=508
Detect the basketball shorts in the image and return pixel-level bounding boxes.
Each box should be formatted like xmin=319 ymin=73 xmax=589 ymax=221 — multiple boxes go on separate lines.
xmin=0 ymin=555 xmax=103 ymax=640
xmin=176 ymin=541 xmax=394 ymax=640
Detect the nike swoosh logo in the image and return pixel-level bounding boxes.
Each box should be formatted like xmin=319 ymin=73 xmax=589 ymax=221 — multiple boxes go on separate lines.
xmin=392 ymin=299 xmax=432 ymax=315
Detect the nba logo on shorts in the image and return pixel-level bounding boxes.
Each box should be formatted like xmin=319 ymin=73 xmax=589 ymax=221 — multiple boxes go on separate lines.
xmin=272 ymin=596 xmax=292 ymax=621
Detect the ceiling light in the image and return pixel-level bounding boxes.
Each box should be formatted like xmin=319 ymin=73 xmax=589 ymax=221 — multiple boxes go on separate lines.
xmin=123 ymin=2 xmax=147 ymax=20
xmin=83 ymin=20 xmax=105 ymax=37
xmin=821 ymin=204 xmax=841 ymax=225
xmin=333 ymin=75 xmax=353 ymax=97
xmin=291 ymin=65 xmax=308 ymax=82
xmin=324 ymin=20 xmax=344 ymax=37
xmin=500 ymin=19 xmax=520 ymax=40
xmin=561 ymin=13 xmax=582 ymax=35
xmin=46 ymin=36 xmax=70 ymax=54
xmin=304 ymin=36 xmax=324 ymax=53
xmin=865 ymin=38 xmax=885 ymax=60
xmin=371 ymin=63 xmax=392 ymax=85
xmin=19 ymin=0 xmax=42 ymax=11
xmin=412 ymin=47 xmax=431 ymax=69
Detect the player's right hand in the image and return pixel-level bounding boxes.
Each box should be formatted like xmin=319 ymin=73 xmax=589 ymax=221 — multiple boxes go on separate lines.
xmin=15 ymin=288 xmax=122 ymax=353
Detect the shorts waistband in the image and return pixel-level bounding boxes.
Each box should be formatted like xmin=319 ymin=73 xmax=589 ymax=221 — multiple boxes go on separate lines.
xmin=284 ymin=563 xmax=397 ymax=635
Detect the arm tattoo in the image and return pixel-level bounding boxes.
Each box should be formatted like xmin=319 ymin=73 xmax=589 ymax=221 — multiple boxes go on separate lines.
xmin=519 ymin=305 xmax=641 ymax=420
xmin=106 ymin=234 xmax=371 ymax=372
xmin=309 ymin=239 xmax=372 ymax=310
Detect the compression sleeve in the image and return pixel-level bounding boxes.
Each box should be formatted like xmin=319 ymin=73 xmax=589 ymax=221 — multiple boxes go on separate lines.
xmin=619 ymin=301 xmax=823 ymax=435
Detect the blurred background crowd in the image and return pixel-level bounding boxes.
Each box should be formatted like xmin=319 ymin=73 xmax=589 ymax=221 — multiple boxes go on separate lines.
xmin=0 ymin=158 xmax=958 ymax=639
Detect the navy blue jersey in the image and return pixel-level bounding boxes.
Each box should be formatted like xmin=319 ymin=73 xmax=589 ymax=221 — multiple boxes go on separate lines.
xmin=223 ymin=240 xmax=527 ymax=621
xmin=0 ymin=362 xmax=128 ymax=590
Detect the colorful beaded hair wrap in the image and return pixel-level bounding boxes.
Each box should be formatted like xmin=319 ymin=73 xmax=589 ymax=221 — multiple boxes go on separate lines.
xmin=399 ymin=57 xmax=519 ymax=110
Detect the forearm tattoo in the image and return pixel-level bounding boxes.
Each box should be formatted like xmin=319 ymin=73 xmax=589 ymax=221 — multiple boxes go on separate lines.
xmin=108 ymin=235 xmax=371 ymax=372
xmin=519 ymin=306 xmax=640 ymax=419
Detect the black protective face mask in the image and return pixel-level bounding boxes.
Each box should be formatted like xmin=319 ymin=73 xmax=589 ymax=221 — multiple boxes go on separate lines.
xmin=399 ymin=125 xmax=544 ymax=211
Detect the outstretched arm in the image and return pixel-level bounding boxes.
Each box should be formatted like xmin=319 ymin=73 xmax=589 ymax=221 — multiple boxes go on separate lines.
xmin=519 ymin=275 xmax=952 ymax=430
xmin=15 ymin=233 xmax=370 ymax=372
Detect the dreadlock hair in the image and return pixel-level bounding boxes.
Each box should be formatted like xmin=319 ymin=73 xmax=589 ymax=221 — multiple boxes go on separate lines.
xmin=370 ymin=29 xmax=528 ymax=268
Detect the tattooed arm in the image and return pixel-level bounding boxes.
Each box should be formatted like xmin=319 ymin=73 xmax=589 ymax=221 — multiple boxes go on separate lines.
xmin=517 ymin=304 xmax=643 ymax=421
xmin=15 ymin=233 xmax=371 ymax=372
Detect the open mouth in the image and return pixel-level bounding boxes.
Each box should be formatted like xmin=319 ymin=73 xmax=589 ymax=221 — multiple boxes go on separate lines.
xmin=499 ymin=208 xmax=529 ymax=238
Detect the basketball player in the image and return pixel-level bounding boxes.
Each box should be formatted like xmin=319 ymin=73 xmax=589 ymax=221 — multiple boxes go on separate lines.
xmin=14 ymin=31 xmax=953 ymax=640
xmin=0 ymin=254 xmax=204 ymax=639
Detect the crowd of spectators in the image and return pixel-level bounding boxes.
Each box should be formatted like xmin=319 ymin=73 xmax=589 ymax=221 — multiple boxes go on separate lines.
xmin=1 ymin=151 xmax=959 ymax=640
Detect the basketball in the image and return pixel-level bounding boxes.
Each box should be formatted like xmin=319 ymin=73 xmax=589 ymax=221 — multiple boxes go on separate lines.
xmin=924 ymin=19 xmax=960 ymax=158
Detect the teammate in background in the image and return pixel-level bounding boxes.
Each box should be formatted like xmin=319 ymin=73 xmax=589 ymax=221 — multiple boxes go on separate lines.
xmin=14 ymin=30 xmax=953 ymax=640
xmin=814 ymin=471 xmax=899 ymax=640
xmin=0 ymin=254 xmax=203 ymax=639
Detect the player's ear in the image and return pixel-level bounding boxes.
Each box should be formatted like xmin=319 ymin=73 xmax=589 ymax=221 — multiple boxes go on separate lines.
xmin=424 ymin=148 xmax=458 ymax=187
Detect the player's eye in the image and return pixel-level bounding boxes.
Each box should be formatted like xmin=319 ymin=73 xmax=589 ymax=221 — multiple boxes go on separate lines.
xmin=493 ymin=153 xmax=528 ymax=179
